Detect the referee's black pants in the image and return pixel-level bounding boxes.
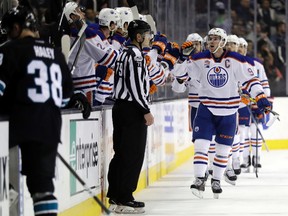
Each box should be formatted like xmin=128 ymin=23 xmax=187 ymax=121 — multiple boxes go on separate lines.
xmin=107 ymin=100 xmax=147 ymax=203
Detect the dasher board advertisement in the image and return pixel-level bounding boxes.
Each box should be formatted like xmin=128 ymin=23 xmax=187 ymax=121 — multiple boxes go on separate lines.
xmin=69 ymin=119 xmax=101 ymax=196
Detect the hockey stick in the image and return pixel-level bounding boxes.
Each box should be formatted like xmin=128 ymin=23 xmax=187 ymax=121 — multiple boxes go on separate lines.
xmin=127 ymin=0 xmax=140 ymax=20
xmin=68 ymin=20 xmax=87 ymax=62
xmin=58 ymin=0 xmax=70 ymax=31
xmin=69 ymin=31 xmax=86 ymax=74
xmin=266 ymin=112 xmax=280 ymax=127
xmin=238 ymin=85 xmax=273 ymax=152
xmin=255 ymin=117 xmax=259 ymax=178
xmin=58 ymin=0 xmax=87 ymax=69
xmin=57 ymin=152 xmax=111 ymax=215
xmin=246 ymin=103 xmax=269 ymax=152
xmin=127 ymin=0 xmax=157 ymax=34
xmin=265 ymin=109 xmax=280 ymax=127
xmin=146 ymin=14 xmax=157 ymax=34
xmin=61 ymin=34 xmax=70 ymax=62
xmin=61 ymin=19 xmax=87 ymax=73
xmin=247 ymin=97 xmax=280 ymax=126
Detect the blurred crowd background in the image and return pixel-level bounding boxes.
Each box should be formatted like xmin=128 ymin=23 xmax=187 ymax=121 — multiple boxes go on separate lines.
xmin=0 ymin=0 xmax=287 ymax=99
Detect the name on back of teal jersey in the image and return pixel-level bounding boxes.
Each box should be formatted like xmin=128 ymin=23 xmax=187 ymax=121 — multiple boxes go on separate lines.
xmin=33 ymin=46 xmax=55 ymax=59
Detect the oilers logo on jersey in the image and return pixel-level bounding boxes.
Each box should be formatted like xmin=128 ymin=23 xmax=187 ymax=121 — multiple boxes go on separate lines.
xmin=207 ymin=66 xmax=228 ymax=88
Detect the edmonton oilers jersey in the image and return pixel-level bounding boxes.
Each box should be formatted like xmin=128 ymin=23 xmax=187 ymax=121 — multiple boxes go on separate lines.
xmin=186 ymin=50 xmax=264 ymax=116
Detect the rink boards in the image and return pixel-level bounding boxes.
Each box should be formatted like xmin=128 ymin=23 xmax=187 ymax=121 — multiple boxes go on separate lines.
xmin=1 ymin=97 xmax=287 ymax=216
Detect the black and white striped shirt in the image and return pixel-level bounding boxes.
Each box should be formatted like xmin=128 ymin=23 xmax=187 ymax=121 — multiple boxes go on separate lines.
xmin=113 ymin=44 xmax=150 ymax=113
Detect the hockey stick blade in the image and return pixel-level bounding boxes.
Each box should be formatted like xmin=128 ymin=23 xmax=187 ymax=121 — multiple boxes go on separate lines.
xmin=146 ymin=14 xmax=157 ymax=34
xmin=61 ymin=34 xmax=70 ymax=63
xmin=68 ymin=22 xmax=87 ymax=59
xmin=57 ymin=152 xmax=111 ymax=215
xmin=268 ymin=109 xmax=280 ymax=120
xmin=131 ymin=5 xmax=140 ymax=20
xmin=266 ymin=114 xmax=279 ymax=127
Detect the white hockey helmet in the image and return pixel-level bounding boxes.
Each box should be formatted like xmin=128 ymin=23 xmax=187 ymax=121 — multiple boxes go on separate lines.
xmin=227 ymin=34 xmax=240 ymax=46
xmin=226 ymin=34 xmax=239 ymax=52
xmin=115 ymin=7 xmax=133 ymax=32
xmin=139 ymin=14 xmax=147 ymax=22
xmin=98 ymin=8 xmax=120 ymax=31
xmin=63 ymin=2 xmax=83 ymax=24
xmin=207 ymin=27 xmax=227 ymax=53
xmin=186 ymin=33 xmax=203 ymax=43
xmin=238 ymin=37 xmax=248 ymax=55
xmin=238 ymin=37 xmax=248 ymax=47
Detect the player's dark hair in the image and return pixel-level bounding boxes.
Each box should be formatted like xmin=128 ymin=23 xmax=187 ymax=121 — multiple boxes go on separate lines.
xmin=1 ymin=5 xmax=38 ymax=33
xmin=128 ymin=19 xmax=151 ymax=41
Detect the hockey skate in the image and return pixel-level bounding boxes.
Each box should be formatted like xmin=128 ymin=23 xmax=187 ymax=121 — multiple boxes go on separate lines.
xmin=240 ymin=155 xmax=251 ymax=173
xmin=207 ymin=164 xmax=213 ymax=176
xmin=9 ymin=185 xmax=19 ymax=216
xmin=208 ymin=169 xmax=213 ymax=176
xmin=108 ymin=199 xmax=118 ymax=212
xmin=211 ymin=178 xmax=222 ymax=199
xmin=232 ymin=157 xmax=241 ymax=175
xmin=224 ymin=168 xmax=237 ymax=186
xmin=252 ymin=156 xmax=262 ymax=173
xmin=190 ymin=177 xmax=205 ymax=199
xmin=204 ymin=170 xmax=210 ymax=181
xmin=115 ymin=200 xmax=145 ymax=214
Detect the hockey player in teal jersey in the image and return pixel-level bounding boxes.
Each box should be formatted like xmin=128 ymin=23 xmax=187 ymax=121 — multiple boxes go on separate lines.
xmin=0 ymin=5 xmax=73 ymax=215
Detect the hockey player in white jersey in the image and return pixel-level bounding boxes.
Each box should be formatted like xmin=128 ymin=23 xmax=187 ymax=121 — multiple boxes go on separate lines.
xmin=222 ymin=34 xmax=241 ymax=185
xmin=63 ymin=2 xmax=119 ymax=107
xmin=237 ymin=37 xmax=272 ymax=172
xmin=172 ymin=33 xmax=219 ymax=179
xmin=111 ymin=7 xmax=133 ymax=51
xmin=173 ymin=27 xmax=271 ymax=199
xmin=171 ymin=33 xmax=203 ymax=126
xmin=146 ymin=33 xmax=181 ymax=92
xmin=93 ymin=8 xmax=121 ymax=105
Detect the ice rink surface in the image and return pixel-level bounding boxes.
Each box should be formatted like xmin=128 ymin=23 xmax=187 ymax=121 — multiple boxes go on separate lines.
xmin=129 ymin=150 xmax=288 ymax=216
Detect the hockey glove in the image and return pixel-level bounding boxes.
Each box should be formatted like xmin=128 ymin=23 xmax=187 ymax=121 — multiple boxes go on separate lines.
xmin=152 ymin=33 xmax=167 ymax=54
xmin=255 ymin=93 xmax=271 ymax=114
xmin=171 ymin=78 xmax=186 ymax=93
xmin=161 ymin=42 xmax=180 ymax=70
xmin=181 ymin=41 xmax=195 ymax=57
xmin=149 ymin=80 xmax=157 ymax=94
xmin=252 ymin=107 xmax=264 ymax=120
xmin=95 ymin=65 xmax=113 ymax=82
xmin=240 ymin=88 xmax=251 ymax=105
xmin=67 ymin=92 xmax=92 ymax=119
xmin=145 ymin=54 xmax=151 ymax=66
xmin=268 ymin=96 xmax=274 ymax=110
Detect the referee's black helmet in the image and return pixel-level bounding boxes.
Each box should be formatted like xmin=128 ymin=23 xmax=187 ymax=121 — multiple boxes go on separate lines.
xmin=128 ymin=19 xmax=151 ymax=40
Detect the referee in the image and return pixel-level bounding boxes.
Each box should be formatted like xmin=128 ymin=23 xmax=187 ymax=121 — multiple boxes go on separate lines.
xmin=107 ymin=20 xmax=154 ymax=214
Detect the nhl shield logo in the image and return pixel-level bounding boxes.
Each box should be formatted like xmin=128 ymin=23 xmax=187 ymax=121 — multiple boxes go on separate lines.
xmin=207 ymin=66 xmax=228 ymax=88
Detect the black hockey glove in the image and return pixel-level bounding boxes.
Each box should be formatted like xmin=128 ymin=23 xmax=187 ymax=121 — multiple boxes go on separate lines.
xmin=67 ymin=92 xmax=91 ymax=119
